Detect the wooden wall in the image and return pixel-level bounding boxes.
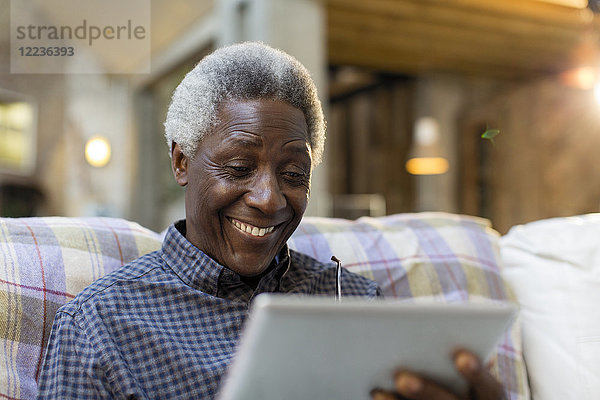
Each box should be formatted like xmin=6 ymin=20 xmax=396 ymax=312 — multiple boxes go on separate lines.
xmin=459 ymin=77 xmax=600 ymax=233
xmin=328 ymin=76 xmax=416 ymax=217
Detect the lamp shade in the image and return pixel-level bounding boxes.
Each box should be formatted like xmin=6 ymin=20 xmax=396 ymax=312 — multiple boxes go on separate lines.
xmin=405 ymin=117 xmax=449 ymax=175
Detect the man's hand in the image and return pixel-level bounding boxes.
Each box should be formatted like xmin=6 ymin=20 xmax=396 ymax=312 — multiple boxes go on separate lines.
xmin=371 ymin=350 xmax=505 ymax=400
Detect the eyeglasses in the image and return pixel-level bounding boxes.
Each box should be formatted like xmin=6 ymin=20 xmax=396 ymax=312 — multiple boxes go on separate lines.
xmin=331 ymin=256 xmax=342 ymax=302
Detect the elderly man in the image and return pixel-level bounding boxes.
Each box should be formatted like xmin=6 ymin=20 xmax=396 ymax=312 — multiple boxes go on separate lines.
xmin=37 ymin=42 xmax=504 ymax=400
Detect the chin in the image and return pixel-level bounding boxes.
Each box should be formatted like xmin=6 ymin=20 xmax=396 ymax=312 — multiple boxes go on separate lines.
xmin=226 ymin=253 xmax=276 ymax=277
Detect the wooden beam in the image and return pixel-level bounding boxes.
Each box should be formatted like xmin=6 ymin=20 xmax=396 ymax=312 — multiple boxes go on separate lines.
xmin=326 ymin=0 xmax=594 ymax=29
xmin=328 ymin=39 xmax=541 ymax=79
xmin=326 ymin=0 xmax=599 ymax=78
xmin=328 ymin=27 xmax=572 ymax=76
xmin=327 ymin=1 xmax=588 ymax=44
xmin=328 ymin=8 xmax=579 ymax=61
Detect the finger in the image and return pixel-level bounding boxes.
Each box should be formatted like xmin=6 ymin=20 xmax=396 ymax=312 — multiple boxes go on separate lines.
xmin=394 ymin=371 xmax=458 ymax=400
xmin=370 ymin=388 xmax=402 ymax=400
xmin=454 ymin=351 xmax=506 ymax=400
xmin=370 ymin=388 xmax=413 ymax=400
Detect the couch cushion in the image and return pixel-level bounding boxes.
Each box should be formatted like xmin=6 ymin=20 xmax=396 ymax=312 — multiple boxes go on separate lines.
xmin=0 ymin=217 xmax=161 ymax=400
xmin=501 ymin=214 xmax=600 ymax=400
xmin=289 ymin=212 xmax=530 ymax=400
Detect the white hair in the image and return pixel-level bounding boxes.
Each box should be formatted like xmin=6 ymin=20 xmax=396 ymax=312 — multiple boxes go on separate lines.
xmin=164 ymin=42 xmax=326 ymax=166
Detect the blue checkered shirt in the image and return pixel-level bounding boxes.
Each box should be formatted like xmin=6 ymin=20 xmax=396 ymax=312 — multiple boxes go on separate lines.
xmin=37 ymin=221 xmax=381 ymax=399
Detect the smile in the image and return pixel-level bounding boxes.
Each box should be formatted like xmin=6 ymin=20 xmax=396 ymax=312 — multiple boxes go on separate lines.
xmin=228 ymin=217 xmax=276 ymax=237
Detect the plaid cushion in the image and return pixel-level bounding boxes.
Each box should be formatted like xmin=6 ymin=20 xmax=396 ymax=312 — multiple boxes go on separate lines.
xmin=1 ymin=213 xmax=530 ymax=399
xmin=289 ymin=212 xmax=530 ymax=400
xmin=0 ymin=217 xmax=162 ymax=400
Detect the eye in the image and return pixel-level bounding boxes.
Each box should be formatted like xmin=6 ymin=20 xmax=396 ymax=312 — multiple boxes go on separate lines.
xmin=282 ymin=168 xmax=308 ymax=185
xmin=226 ymin=165 xmax=252 ymax=177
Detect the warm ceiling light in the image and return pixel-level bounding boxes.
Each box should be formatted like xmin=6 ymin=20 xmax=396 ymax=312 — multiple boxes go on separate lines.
xmin=537 ymin=0 xmax=587 ymax=7
xmin=406 ymin=157 xmax=449 ymax=175
xmin=560 ymin=66 xmax=597 ymax=89
xmin=85 ymin=136 xmax=111 ymax=167
xmin=594 ymin=82 xmax=600 ymax=103
xmin=405 ymin=117 xmax=449 ymax=175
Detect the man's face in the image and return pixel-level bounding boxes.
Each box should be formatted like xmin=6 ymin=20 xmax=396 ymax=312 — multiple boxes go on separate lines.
xmin=172 ymin=99 xmax=312 ymax=276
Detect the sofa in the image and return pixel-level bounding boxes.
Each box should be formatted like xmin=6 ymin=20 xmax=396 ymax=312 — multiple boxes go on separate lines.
xmin=0 ymin=212 xmax=598 ymax=399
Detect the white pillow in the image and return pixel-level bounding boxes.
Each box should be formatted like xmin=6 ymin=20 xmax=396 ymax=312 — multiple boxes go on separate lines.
xmin=500 ymin=214 xmax=600 ymax=400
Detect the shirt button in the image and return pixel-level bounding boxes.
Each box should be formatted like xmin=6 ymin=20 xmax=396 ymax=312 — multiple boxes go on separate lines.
xmin=221 ymin=272 xmax=235 ymax=283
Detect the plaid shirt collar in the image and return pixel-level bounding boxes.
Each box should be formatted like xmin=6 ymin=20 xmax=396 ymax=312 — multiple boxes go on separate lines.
xmin=161 ymin=220 xmax=291 ymax=298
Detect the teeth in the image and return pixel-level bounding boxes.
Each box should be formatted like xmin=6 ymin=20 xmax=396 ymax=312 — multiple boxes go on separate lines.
xmin=230 ymin=218 xmax=275 ymax=237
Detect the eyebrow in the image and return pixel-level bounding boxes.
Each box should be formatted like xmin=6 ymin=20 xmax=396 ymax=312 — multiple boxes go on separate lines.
xmin=285 ymin=146 xmax=311 ymax=157
xmin=283 ymin=143 xmax=312 ymax=165
xmin=223 ymin=135 xmax=262 ymax=149
xmin=282 ymin=140 xmax=311 ymax=155
xmin=283 ymin=138 xmax=310 ymax=148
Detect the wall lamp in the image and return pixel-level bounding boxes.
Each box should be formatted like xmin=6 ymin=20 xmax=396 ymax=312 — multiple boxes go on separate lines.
xmin=85 ymin=136 xmax=111 ymax=168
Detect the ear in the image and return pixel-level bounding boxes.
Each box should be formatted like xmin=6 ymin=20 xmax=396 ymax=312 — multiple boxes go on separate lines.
xmin=171 ymin=142 xmax=189 ymax=186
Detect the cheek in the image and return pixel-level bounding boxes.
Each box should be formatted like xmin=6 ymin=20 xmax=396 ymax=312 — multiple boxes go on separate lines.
xmin=287 ymin=188 xmax=310 ymax=218
xmin=187 ymin=175 xmax=242 ymax=218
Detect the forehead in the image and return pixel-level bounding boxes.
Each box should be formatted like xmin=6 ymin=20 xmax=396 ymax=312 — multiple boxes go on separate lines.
xmin=213 ymin=99 xmax=309 ymax=143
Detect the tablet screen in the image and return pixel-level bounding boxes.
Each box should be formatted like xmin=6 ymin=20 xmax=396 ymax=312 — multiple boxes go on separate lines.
xmin=218 ymin=295 xmax=517 ymax=400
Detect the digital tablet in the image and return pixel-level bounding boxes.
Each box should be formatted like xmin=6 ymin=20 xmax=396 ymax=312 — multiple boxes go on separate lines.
xmin=218 ymin=294 xmax=517 ymax=400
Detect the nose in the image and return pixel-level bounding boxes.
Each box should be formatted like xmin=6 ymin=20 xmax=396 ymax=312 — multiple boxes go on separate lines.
xmin=245 ymin=169 xmax=286 ymax=214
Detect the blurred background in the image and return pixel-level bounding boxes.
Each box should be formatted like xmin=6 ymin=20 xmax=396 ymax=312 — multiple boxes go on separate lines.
xmin=1 ymin=0 xmax=600 ymax=234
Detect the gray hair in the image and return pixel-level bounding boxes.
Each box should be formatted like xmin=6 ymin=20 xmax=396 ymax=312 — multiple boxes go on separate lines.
xmin=164 ymin=42 xmax=326 ymax=166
